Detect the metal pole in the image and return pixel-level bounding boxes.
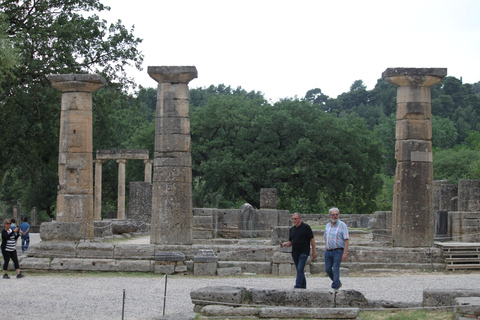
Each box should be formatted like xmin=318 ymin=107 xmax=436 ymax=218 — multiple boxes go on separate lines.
xmin=163 ymin=274 xmax=168 ymax=316
xmin=122 ymin=289 xmax=126 ymax=320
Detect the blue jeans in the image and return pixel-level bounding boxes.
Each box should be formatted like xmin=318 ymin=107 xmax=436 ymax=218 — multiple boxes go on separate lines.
xmin=292 ymin=253 xmax=308 ymax=289
xmin=324 ymin=249 xmax=343 ymax=289
xmin=21 ymin=236 xmax=30 ymax=252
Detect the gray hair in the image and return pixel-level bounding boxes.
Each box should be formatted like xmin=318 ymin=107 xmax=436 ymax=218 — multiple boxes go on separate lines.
xmin=329 ymin=207 xmax=339 ymax=215
xmin=293 ymin=212 xmax=302 ymax=219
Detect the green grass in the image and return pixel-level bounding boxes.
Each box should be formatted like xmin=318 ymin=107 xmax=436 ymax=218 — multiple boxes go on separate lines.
xmin=358 ymin=309 xmax=454 ymax=320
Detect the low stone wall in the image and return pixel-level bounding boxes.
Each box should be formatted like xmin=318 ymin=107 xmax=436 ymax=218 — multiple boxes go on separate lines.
xmin=423 ymin=289 xmax=480 ymax=307
xmin=190 ymin=286 xmax=368 ymax=312
xmin=21 ymin=240 xmax=446 ymax=274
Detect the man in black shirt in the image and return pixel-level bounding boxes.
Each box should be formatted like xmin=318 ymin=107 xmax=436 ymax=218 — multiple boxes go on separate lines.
xmin=281 ymin=212 xmax=317 ymax=289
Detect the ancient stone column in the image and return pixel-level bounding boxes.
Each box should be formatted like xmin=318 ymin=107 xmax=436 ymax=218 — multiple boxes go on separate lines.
xmin=12 ymin=206 xmax=18 ymax=222
xmin=117 ymin=159 xmax=127 ymax=219
xmin=48 ymin=73 xmax=106 ymax=240
xmin=31 ymin=207 xmax=37 ymax=226
xmin=148 ymin=66 xmax=197 ymax=245
xmin=382 ymin=68 xmax=447 ymax=247
xmin=94 ymin=159 xmax=104 ymax=221
xmin=144 ymin=159 xmax=153 ymax=183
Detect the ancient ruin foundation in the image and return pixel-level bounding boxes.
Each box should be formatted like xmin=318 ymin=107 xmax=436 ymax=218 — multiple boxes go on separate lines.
xmin=382 ymin=68 xmax=447 ymax=247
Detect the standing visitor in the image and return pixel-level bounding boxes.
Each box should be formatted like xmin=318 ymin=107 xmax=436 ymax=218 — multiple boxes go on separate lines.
xmin=19 ymin=217 xmax=30 ymax=253
xmin=2 ymin=219 xmax=25 ymax=279
xmin=324 ymin=207 xmax=349 ymax=290
xmin=281 ymin=213 xmax=317 ymax=289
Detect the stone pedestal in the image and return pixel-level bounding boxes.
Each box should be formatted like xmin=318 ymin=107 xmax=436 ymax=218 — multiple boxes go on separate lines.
xmin=48 ymin=73 xmax=106 ymax=240
xmin=148 ymin=66 xmax=197 ymax=245
xmin=260 ymin=188 xmax=277 ymax=209
xmin=194 ymin=249 xmax=218 ymax=276
xmin=382 ymin=68 xmax=447 ymax=247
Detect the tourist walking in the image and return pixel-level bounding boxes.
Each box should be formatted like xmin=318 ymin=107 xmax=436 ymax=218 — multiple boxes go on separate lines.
xmin=19 ymin=217 xmax=30 ymax=252
xmin=2 ymin=219 xmax=25 ymax=279
xmin=324 ymin=207 xmax=349 ymax=290
xmin=281 ymin=212 xmax=317 ymax=289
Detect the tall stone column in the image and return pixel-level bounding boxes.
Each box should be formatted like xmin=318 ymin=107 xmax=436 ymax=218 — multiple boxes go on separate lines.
xmin=382 ymin=68 xmax=447 ymax=247
xmin=144 ymin=159 xmax=153 ymax=183
xmin=117 ymin=159 xmax=127 ymax=219
xmin=48 ymin=74 xmax=106 ymax=240
xmin=31 ymin=207 xmax=37 ymax=226
xmin=148 ymin=66 xmax=197 ymax=245
xmin=94 ymin=159 xmax=104 ymax=220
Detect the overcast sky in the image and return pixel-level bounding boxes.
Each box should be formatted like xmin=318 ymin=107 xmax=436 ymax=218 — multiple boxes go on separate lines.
xmin=99 ymin=0 xmax=480 ymax=101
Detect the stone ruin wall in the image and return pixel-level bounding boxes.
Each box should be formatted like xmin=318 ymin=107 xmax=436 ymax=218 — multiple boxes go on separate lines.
xmin=433 ymin=179 xmax=480 ymax=242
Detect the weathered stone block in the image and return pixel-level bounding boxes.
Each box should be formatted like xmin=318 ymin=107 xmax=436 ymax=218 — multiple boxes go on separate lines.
xmin=392 ymin=161 xmax=434 ymax=247
xmin=194 ymin=262 xmax=217 ymax=276
xmin=201 ymin=305 xmax=259 ymax=317
xmin=396 ymin=119 xmax=432 ymax=140
xmin=272 ymin=226 xmax=290 ymax=246
xmin=250 ymin=288 xmax=334 ymax=308
xmin=455 ymin=297 xmax=480 ymax=317
xmin=259 ymin=307 xmax=359 ymax=319
xmin=40 ymin=222 xmax=82 ymax=241
xmin=217 ymin=267 xmax=242 ymax=276
xmin=396 ymin=102 xmax=431 ymax=120
xmin=20 ymin=258 xmax=51 ymax=270
xmin=216 ymin=261 xmax=272 ymax=274
xmin=260 ymin=188 xmax=277 ymax=209
xmin=423 ymin=289 xmax=480 ymax=307
xmin=76 ymin=242 xmax=114 ymax=259
xmin=395 ymin=140 xmax=432 ymax=162
xmin=154 ymin=134 xmax=190 ymax=153
xmin=335 ymin=289 xmax=369 ymax=308
xmin=115 ymin=244 xmax=155 ymax=260
xmin=31 ymin=241 xmax=77 ymax=258
xmin=155 ymin=117 xmax=190 ymax=135
xmin=155 ymin=251 xmax=185 ymax=262
xmin=153 ymin=152 xmax=191 ymax=167
xmin=155 ymin=264 xmax=175 ymax=274
xmin=190 ymin=286 xmax=245 ymax=312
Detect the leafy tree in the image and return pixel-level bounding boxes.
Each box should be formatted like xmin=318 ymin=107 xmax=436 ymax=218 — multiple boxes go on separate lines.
xmin=192 ymin=93 xmax=383 ymax=214
xmin=0 ymin=13 xmax=18 ymax=92
xmin=0 ymin=0 xmax=143 ymax=216
xmin=433 ymin=147 xmax=480 ymax=184
xmin=305 ymin=88 xmax=330 ymax=106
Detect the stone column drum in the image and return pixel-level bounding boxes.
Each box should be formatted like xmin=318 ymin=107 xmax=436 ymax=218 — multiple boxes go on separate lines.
xmin=382 ymin=68 xmax=447 ymax=247
xmin=94 ymin=160 xmax=104 ymax=221
xmin=148 ymin=66 xmax=197 ymax=245
xmin=48 ymin=74 xmax=106 ymax=240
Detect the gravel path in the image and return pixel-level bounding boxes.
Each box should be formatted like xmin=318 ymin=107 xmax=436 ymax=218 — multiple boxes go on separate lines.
xmin=5 ymin=235 xmax=480 ymax=319
xmin=5 ymin=272 xmax=480 ymax=320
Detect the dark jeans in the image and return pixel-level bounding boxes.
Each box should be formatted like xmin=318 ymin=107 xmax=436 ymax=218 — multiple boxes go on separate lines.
xmin=292 ymin=253 xmax=308 ymax=289
xmin=22 ymin=236 xmax=30 ymax=252
xmin=2 ymin=250 xmax=20 ymax=271
xmin=324 ymin=248 xmax=343 ymax=289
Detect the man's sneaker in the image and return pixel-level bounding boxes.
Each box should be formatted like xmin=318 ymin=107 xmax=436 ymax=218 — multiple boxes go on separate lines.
xmin=3 ymin=274 xmax=10 ymax=279
xmin=16 ymin=273 xmax=25 ymax=279
xmin=338 ymin=282 xmax=342 ymax=289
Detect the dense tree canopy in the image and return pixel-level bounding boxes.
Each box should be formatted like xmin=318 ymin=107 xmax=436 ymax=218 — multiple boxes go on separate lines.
xmin=0 ymin=0 xmax=143 ymax=217
xmin=1 ymin=1 xmax=480 ymax=217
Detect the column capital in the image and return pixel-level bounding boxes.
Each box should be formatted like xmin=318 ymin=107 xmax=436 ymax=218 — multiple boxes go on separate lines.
xmin=94 ymin=159 xmax=104 ymax=164
xmin=47 ymin=73 xmax=106 ymax=93
xmin=148 ymin=66 xmax=197 ymax=84
xmin=143 ymin=159 xmax=153 ymax=164
xmin=382 ymin=68 xmax=447 ymax=87
xmin=116 ymin=159 xmax=127 ymax=164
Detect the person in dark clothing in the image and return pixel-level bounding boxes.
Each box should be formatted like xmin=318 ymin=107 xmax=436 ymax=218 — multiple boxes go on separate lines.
xmin=280 ymin=212 xmax=317 ymax=289
xmin=2 ymin=219 xmax=25 ymax=279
